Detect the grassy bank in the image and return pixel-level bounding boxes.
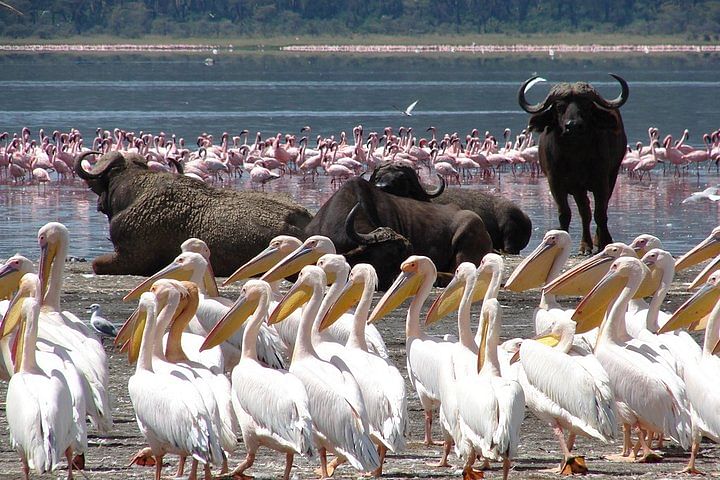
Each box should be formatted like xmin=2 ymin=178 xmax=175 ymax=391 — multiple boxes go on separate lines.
xmin=0 ymin=32 xmax=714 ymax=49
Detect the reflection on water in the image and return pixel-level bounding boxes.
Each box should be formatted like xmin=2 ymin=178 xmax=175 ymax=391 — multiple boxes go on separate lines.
xmin=2 ymin=170 xmax=719 ymax=262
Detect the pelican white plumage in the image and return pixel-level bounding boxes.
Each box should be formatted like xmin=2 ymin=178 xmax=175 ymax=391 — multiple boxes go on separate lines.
xmin=573 ymin=257 xmax=692 ymax=461
xmin=228 ymin=234 xmax=388 ymax=359
xmin=369 ymin=255 xmax=452 ymax=446
xmin=0 ymin=254 xmax=36 ymax=381
xmin=659 ymin=270 xmax=720 ymax=473
xmin=4 ymin=274 xmax=76 ymax=480
xmin=318 ymin=262 xmax=407 ymax=475
xmin=126 ymin=291 xmax=223 ymax=480
xmin=512 ymin=317 xmax=616 ymax=473
xmin=269 ymin=265 xmax=380 ymax=477
xmin=201 ymin=279 xmax=314 ymax=480
xmin=456 ymin=300 xmax=525 ymax=480
xmin=123 ymin=250 xmax=285 ymax=371
xmin=628 ymin=233 xmax=663 ymax=257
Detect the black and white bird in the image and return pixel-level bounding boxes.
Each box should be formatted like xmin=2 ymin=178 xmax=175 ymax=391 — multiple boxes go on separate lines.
xmin=88 ymin=304 xmax=118 ymax=339
xmin=393 ymin=100 xmax=419 ymax=116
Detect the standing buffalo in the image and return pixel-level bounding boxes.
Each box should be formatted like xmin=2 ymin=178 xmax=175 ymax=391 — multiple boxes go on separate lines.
xmin=369 ymin=163 xmax=532 ymax=254
xmin=519 ymin=74 xmax=629 ymax=253
xmin=75 ymin=151 xmax=312 ymax=276
xmin=306 ymin=176 xmax=492 ymax=287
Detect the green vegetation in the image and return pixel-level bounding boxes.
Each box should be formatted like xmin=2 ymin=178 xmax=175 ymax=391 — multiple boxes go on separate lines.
xmin=1 ymin=1 xmax=718 ymax=43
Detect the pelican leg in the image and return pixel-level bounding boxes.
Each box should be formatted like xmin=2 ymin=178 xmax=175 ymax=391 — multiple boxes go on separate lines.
xmin=371 ymin=444 xmax=387 ymax=477
xmin=622 ymin=423 xmax=633 ymax=457
xmin=423 ymin=410 xmax=437 ymax=446
xmin=326 ymin=456 xmax=342 ymax=476
xmin=20 ymin=453 xmax=30 ymax=480
xmin=176 ymin=456 xmax=186 ymax=477
xmin=65 ymin=446 xmax=74 ymax=480
xmin=220 ymin=452 xmax=228 ymax=474
xmin=230 ymin=451 xmax=255 ymax=479
xmin=566 ymin=432 xmax=576 ymax=452
xmin=204 ymin=462 xmax=212 ymax=480
xmin=680 ymin=440 xmax=703 ymax=475
xmin=656 ymin=432 xmax=665 ymax=449
xmin=283 ymin=453 xmax=294 ymax=480
xmin=189 ymin=459 xmax=199 ymax=480
xmin=71 ymin=453 xmax=85 ymax=470
xmin=155 ymin=455 xmax=164 ymax=480
xmin=430 ymin=439 xmax=452 ymax=467
xmin=502 ymin=456 xmax=512 ymax=480
xmin=319 ymin=447 xmax=331 ymax=480
xmin=553 ymin=424 xmax=587 ymax=475
xmin=635 ymin=427 xmax=663 ymax=463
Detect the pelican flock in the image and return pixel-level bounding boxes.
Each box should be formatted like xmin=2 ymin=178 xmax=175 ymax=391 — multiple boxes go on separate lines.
xmin=5 ymin=222 xmax=720 ymax=479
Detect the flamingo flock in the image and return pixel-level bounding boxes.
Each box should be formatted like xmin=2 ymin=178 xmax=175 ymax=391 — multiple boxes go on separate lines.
xmin=2 ymin=125 xmax=720 ymax=194
xmin=3 ymin=222 xmax=720 ymax=479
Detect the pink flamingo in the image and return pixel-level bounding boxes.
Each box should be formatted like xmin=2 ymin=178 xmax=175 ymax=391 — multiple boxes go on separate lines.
xmin=633 ymin=140 xmax=661 ymax=181
xmin=249 ymin=160 xmax=281 ymax=190
xmin=32 ymin=167 xmax=51 ymax=191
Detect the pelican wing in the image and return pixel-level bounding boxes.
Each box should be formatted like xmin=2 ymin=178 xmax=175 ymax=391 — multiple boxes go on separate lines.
xmin=233 ymin=361 xmax=313 ymax=456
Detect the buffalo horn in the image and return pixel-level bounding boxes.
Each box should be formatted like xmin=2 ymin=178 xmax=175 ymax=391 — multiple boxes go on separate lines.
xmin=592 ymin=73 xmax=629 ymax=110
xmin=518 ymin=76 xmax=552 ymax=114
xmin=73 ymin=150 xmax=107 ymax=180
xmin=425 ymin=174 xmax=445 ymax=198
xmin=345 ymin=203 xmax=376 ymax=245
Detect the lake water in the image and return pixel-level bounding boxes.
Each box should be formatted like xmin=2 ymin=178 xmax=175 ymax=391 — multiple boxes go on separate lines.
xmin=1 ymin=52 xmax=720 ymax=262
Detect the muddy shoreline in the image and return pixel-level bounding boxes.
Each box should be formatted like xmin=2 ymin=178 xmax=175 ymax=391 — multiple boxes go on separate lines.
xmin=0 ymin=255 xmax=717 ymax=479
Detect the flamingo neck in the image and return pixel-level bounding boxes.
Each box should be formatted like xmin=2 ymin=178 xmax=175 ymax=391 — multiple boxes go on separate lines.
xmin=293 ymin=284 xmax=324 ymax=362
xmin=347 ymin=283 xmax=373 ymax=352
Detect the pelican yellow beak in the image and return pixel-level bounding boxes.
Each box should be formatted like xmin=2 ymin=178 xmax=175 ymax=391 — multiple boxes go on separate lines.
xmin=124 ymin=261 xmax=189 ymax=301
xmin=223 ymin=245 xmax=283 ymax=286
xmin=368 ymin=263 xmax=423 ymax=323
xmin=545 ymin=252 xmax=621 ymax=296
xmin=201 ymin=291 xmax=259 ymax=350
xmin=505 ymin=240 xmax=557 ymax=292
xmin=319 ymin=279 xmax=363 ymax=331
xmin=126 ymin=305 xmax=148 ymax=364
xmin=476 ymin=308 xmax=492 ymax=372
xmin=114 ymin=306 xmax=137 ymax=346
xmin=0 ymin=262 xmax=25 ymax=301
xmin=0 ymin=280 xmax=33 ymax=339
xmin=572 ymin=270 xmax=626 ymax=334
xmin=659 ymin=280 xmax=720 ymax=334
xmin=688 ymin=255 xmax=720 ymax=290
xmin=262 ymin=246 xmax=322 ymax=284
xmin=203 ymin=262 xmax=220 ymax=297
xmin=676 ymin=234 xmax=720 ymax=271
xmin=268 ymin=282 xmax=312 ymax=325
xmin=426 ymin=274 xmax=464 ymax=325
xmin=38 ymin=241 xmax=57 ymax=301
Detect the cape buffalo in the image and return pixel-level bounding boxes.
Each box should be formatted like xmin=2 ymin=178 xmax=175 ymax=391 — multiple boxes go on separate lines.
xmin=519 ymin=73 xmax=629 ymax=254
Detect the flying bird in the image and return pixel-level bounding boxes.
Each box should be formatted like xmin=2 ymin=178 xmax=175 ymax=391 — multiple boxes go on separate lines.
xmin=393 ymin=100 xmax=419 ymax=116
xmin=681 ymin=186 xmax=720 ymax=204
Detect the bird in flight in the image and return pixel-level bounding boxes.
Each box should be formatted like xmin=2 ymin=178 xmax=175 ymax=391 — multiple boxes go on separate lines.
xmin=392 ymin=100 xmax=419 ymax=116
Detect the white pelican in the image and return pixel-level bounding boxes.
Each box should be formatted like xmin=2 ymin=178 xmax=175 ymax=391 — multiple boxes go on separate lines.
xmin=369 ymin=255 xmax=452 ymax=446
xmin=201 ymin=279 xmax=314 ymax=480
xmin=180 ymin=237 xmax=221 ymax=297
xmin=228 ymin=234 xmax=389 ymax=359
xmin=573 ymin=257 xmax=692 ymax=461
xmin=36 ymin=222 xmax=113 ymax=434
xmin=0 ymin=254 xmax=36 ymax=380
xmin=318 ymin=262 xmax=407 ymax=475
xmin=269 ymin=265 xmax=380 ymax=477
xmin=659 ymin=270 xmax=720 ymax=473
xmin=629 ymin=233 xmax=662 ymax=257
xmin=123 ymin=250 xmax=285 ymax=370
xmin=511 ymin=317 xmax=616 ymax=473
xmin=126 ymin=291 xmax=223 ymax=480
xmin=4 ymin=274 xmax=76 ymax=480
xmin=456 ymin=300 xmax=525 ymax=480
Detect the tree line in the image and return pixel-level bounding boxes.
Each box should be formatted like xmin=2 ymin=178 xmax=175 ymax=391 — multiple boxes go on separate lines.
xmin=1 ymin=0 xmax=718 ymax=41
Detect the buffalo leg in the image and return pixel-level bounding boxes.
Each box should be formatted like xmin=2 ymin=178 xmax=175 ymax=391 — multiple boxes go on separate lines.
xmin=572 ymin=191 xmax=593 ymax=254
xmin=593 ymin=186 xmax=613 ymax=249
xmin=550 ymin=187 xmax=572 ymax=235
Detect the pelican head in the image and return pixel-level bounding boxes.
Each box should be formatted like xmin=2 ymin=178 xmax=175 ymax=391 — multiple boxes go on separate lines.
xmin=124 ymin=292 xmax=158 ymax=363
xmin=223 ymin=235 xmax=302 ymax=286
xmin=426 ymin=262 xmax=476 ymax=326
xmin=124 ymin=252 xmax=207 ymax=301
xmin=573 ymin=256 xmax=649 ymax=334
xmin=261 ymin=236 xmax=335 ymax=284
xmin=202 ymin=280 xmax=272 ymax=351
xmin=544 ymin=242 xmax=636 ymax=296
xmin=505 ymin=230 xmax=570 ymax=292
xmin=37 ymin=222 xmax=69 ymax=300
xmin=675 ymin=226 xmax=720 ymax=271
xmin=319 ymin=264 xmax=377 ymax=332
xmin=268 ymin=265 xmax=327 ymax=325
xmin=316 ymin=253 xmax=350 ymax=286
xmin=181 ymin=238 xmax=219 ymax=296
xmin=630 ymin=234 xmax=662 ymax=257
xmin=0 ymin=254 xmax=34 ymax=301
xmin=369 ymin=255 xmax=436 ymax=323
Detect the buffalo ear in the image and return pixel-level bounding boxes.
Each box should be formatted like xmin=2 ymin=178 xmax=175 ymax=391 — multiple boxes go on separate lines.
xmin=592 ymin=106 xmax=620 ymax=130
xmin=527 ymin=108 xmax=556 ymax=132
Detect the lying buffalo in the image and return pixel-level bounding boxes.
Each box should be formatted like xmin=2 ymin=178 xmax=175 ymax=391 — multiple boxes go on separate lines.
xmin=519 ymin=74 xmax=628 ymax=253
xmin=76 ymin=151 xmax=312 ymax=276
xmin=369 ymin=163 xmax=532 ymax=254
xmin=306 ymin=176 xmax=492 ymax=286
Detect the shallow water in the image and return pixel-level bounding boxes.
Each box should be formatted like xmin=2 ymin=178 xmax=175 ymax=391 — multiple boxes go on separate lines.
xmin=1 ymin=52 xmax=720 ymax=260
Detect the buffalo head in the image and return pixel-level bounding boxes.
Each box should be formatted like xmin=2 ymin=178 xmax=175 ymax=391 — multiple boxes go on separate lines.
xmin=518 ymin=73 xmax=629 ymax=139
xmin=369 ymin=162 xmax=444 ymax=201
